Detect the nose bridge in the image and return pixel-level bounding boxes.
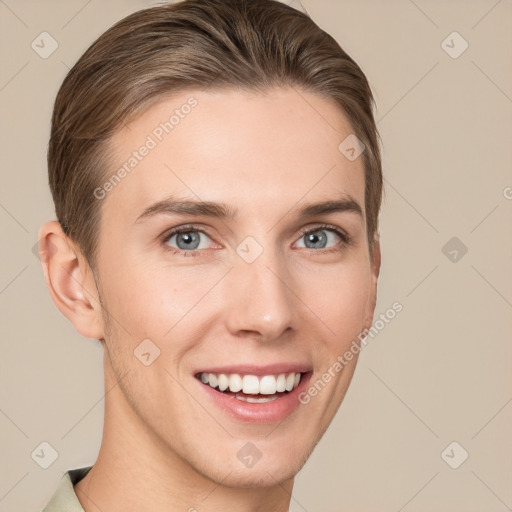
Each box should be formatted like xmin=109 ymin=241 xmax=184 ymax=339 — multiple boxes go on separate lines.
xmin=224 ymin=240 xmax=295 ymax=340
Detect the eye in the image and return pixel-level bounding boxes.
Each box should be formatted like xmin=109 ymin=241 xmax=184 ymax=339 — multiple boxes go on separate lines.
xmin=294 ymin=225 xmax=349 ymax=251
xmin=164 ymin=228 xmax=214 ymax=252
xmin=160 ymin=223 xmax=351 ymax=257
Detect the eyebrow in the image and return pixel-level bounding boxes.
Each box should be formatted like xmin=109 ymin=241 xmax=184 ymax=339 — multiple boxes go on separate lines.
xmin=135 ymin=195 xmax=363 ymax=224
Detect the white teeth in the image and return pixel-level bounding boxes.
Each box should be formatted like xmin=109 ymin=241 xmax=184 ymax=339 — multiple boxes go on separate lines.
xmin=199 ymin=371 xmax=303 ymax=395
xmin=242 ymin=375 xmax=260 ymax=394
xmin=229 ymin=374 xmax=243 ymax=393
xmin=259 ymin=375 xmax=277 ymax=395
xmin=285 ymin=373 xmax=295 ymax=392
xmin=276 ymin=374 xmax=286 ymax=392
xmin=208 ymin=373 xmax=218 ymax=388
xmin=218 ymin=373 xmax=229 ymax=391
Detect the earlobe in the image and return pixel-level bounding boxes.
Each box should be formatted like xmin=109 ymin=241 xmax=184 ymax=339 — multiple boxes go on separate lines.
xmin=38 ymin=221 xmax=104 ymax=340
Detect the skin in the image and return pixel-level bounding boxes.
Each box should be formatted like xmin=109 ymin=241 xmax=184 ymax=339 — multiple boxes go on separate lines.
xmin=39 ymin=86 xmax=380 ymax=512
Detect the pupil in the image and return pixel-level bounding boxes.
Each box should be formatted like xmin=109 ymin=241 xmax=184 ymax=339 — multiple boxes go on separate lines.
xmin=177 ymin=232 xmax=200 ymax=250
xmin=306 ymin=230 xmax=326 ymax=249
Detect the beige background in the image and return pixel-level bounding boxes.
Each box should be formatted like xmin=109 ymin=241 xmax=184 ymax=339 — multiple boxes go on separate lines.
xmin=1 ymin=0 xmax=511 ymax=510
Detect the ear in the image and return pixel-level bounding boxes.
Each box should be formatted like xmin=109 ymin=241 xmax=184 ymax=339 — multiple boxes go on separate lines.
xmin=37 ymin=221 xmax=105 ymax=340
xmin=361 ymin=232 xmax=381 ymax=333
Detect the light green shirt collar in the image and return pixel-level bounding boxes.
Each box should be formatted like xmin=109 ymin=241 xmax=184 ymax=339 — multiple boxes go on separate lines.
xmin=43 ymin=466 xmax=92 ymax=512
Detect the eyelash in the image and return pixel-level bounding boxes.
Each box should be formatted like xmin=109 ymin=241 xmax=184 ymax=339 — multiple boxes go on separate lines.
xmin=160 ymin=223 xmax=352 ymax=257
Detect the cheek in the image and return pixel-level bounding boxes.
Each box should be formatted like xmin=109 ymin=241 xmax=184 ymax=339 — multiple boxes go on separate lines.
xmin=99 ymin=254 xmax=226 ymax=338
xmin=99 ymin=235 xmax=370 ymax=347
xmin=296 ymin=261 xmax=371 ymax=344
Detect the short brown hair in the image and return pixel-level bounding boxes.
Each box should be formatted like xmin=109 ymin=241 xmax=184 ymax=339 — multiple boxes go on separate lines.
xmin=48 ymin=0 xmax=382 ymax=268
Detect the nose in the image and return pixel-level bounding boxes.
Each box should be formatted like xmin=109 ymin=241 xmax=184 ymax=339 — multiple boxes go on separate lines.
xmin=224 ymin=250 xmax=296 ymax=342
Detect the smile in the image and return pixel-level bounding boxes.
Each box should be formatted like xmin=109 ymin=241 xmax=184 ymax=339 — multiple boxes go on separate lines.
xmin=196 ymin=372 xmax=303 ymax=402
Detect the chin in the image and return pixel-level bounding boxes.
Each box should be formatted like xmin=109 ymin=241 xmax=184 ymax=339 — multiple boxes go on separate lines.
xmin=197 ymin=445 xmax=310 ymax=489
xmin=219 ymin=463 xmax=300 ymax=489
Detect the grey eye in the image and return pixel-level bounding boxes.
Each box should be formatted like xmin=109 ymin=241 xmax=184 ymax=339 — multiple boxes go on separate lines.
xmin=296 ymin=229 xmax=340 ymax=250
xmin=167 ymin=231 xmax=212 ymax=250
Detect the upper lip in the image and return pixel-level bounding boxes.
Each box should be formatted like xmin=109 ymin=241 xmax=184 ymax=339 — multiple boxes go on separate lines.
xmin=194 ymin=363 xmax=312 ymax=377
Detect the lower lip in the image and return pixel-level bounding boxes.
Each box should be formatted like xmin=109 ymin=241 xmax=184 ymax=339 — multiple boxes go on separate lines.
xmin=196 ymin=372 xmax=313 ymax=423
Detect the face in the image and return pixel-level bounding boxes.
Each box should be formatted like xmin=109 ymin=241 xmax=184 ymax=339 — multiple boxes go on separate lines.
xmin=92 ymin=87 xmax=379 ymax=486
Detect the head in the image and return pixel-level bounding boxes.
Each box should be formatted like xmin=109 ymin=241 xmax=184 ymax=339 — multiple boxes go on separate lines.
xmin=39 ymin=0 xmax=382 ymax=488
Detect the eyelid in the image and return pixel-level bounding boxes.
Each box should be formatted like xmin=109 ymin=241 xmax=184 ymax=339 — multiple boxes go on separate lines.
xmin=295 ymin=223 xmax=351 ymax=242
xmin=160 ymin=223 xmax=218 ymax=248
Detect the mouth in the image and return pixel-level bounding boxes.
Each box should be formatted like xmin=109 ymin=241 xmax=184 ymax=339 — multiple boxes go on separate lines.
xmin=195 ymin=371 xmax=308 ymax=403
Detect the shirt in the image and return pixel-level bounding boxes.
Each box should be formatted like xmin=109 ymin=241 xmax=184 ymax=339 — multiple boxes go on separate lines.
xmin=42 ymin=466 xmax=93 ymax=512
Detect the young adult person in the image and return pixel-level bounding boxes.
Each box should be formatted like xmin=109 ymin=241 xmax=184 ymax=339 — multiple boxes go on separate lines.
xmin=39 ymin=0 xmax=383 ymax=510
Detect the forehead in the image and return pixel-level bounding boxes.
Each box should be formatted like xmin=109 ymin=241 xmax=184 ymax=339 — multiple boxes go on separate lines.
xmin=102 ymin=87 xmax=365 ymax=225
